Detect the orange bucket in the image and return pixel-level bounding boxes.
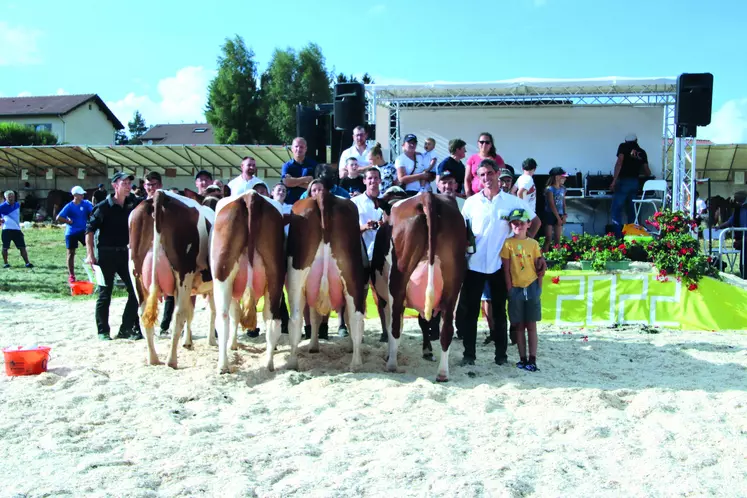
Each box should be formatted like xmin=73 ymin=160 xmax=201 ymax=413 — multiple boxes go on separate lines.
xmin=3 ymin=346 xmax=51 ymax=376
xmin=70 ymin=281 xmax=95 ymax=296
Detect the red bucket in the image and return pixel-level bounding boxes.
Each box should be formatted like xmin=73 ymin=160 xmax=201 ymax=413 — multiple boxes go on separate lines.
xmin=70 ymin=281 xmax=95 ymax=296
xmin=3 ymin=346 xmax=51 ymax=376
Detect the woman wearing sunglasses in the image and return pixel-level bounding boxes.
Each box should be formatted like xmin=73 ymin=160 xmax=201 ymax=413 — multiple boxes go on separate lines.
xmin=464 ymin=132 xmax=506 ymax=197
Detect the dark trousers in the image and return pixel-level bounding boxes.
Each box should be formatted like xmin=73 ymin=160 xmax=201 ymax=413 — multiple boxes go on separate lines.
xmin=161 ymin=296 xmax=175 ymax=331
xmin=95 ymin=249 xmax=139 ymax=336
xmin=456 ymin=267 xmax=508 ymax=361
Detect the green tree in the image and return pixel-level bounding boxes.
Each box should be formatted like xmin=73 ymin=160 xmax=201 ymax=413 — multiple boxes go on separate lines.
xmin=127 ymin=110 xmax=148 ymax=143
xmin=114 ymin=130 xmax=128 ymax=145
xmin=0 ymin=122 xmax=58 ymax=146
xmin=335 ymin=72 xmax=374 ymax=84
xmin=262 ymin=43 xmax=332 ymax=143
xmin=205 ymin=35 xmax=263 ymax=144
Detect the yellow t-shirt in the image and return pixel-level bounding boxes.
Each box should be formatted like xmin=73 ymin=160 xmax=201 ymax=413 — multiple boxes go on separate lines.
xmin=499 ymin=237 xmax=542 ymax=288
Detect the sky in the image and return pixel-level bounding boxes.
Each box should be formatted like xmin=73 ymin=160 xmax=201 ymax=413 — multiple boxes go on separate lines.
xmin=1 ymin=0 xmax=745 ymax=143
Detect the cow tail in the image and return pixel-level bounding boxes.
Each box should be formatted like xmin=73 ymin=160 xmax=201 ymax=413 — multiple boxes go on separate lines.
xmin=315 ymin=193 xmax=333 ymax=316
xmin=239 ymin=192 xmax=258 ymax=330
xmin=142 ymin=190 xmax=164 ymax=328
xmin=422 ymin=193 xmax=437 ymax=321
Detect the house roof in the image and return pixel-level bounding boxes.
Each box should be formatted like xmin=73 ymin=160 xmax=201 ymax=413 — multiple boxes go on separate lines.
xmin=0 ymin=94 xmax=124 ymax=130
xmin=138 ymin=124 xmax=215 ymax=145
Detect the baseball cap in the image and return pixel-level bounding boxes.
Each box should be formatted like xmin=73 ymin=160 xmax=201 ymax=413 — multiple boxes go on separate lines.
xmin=507 ymin=208 xmax=531 ymax=222
xmin=97 ymin=183 xmax=104 ymax=188
xmin=498 ymin=168 xmax=513 ymax=179
xmin=439 ymin=170 xmax=453 ymax=178
xmin=402 ymin=133 xmax=417 ymax=144
xmin=548 ymin=167 xmax=569 ymax=177
xmin=111 ymin=171 xmax=135 ymax=183
xmin=70 ymin=186 xmax=86 ymax=195
xmin=195 ymin=169 xmax=213 ymax=180
xmin=625 ymin=133 xmax=637 ymax=142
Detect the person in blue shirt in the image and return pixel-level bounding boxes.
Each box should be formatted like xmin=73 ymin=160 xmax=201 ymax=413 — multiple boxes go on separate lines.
xmin=281 ymin=137 xmax=317 ymax=204
xmin=298 ymin=163 xmax=351 ymax=200
xmin=1 ymin=190 xmax=33 ymax=269
xmin=57 ymin=186 xmax=95 ymax=282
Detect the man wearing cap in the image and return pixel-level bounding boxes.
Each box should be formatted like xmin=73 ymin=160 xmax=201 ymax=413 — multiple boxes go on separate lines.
xmin=56 ymin=186 xmax=95 ymax=283
xmin=85 ymin=171 xmax=143 ymax=341
xmin=93 ymin=183 xmax=108 ymax=204
xmin=436 ymin=139 xmax=467 ymax=195
xmin=611 ymin=133 xmax=652 ymax=237
xmin=456 ymin=158 xmax=544 ymax=367
xmin=339 ymin=126 xmax=372 ymax=176
xmin=395 ymin=134 xmax=433 ymax=195
xmin=437 ymin=172 xmax=460 ymax=198
xmin=194 ymin=170 xmax=213 ymax=196
xmin=1 ymin=190 xmax=34 ymax=269
xmin=228 ymin=156 xmax=264 ymax=196
xmin=282 ymin=137 xmax=317 ymax=204
xmin=499 ymin=168 xmax=515 ymax=194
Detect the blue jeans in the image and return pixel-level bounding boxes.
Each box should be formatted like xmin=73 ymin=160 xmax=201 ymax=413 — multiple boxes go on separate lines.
xmin=611 ymin=178 xmax=639 ymax=236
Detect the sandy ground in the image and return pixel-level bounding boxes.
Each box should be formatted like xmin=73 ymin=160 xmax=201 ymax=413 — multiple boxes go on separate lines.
xmin=1 ymin=294 xmax=746 ymax=498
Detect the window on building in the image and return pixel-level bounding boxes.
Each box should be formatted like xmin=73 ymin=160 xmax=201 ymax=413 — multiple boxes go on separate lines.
xmin=28 ymin=124 xmax=52 ymax=132
xmin=193 ymin=128 xmax=207 ymax=133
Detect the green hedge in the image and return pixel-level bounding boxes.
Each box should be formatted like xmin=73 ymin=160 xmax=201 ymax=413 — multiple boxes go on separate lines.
xmin=0 ymin=122 xmax=59 ymax=146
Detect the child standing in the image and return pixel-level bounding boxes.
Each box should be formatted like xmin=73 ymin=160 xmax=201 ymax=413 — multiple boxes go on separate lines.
xmin=516 ymin=158 xmax=538 ymax=212
xmin=500 ymin=208 xmax=542 ymax=371
xmin=542 ymin=167 xmax=568 ymax=252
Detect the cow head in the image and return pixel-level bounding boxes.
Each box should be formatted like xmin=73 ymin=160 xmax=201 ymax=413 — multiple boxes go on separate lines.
xmin=375 ymin=187 xmax=409 ymax=219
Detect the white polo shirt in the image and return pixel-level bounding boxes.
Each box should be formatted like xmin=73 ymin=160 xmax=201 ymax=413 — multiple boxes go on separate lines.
xmin=461 ymin=189 xmax=536 ymax=274
xmin=351 ymin=193 xmax=383 ymax=260
xmin=339 ymin=144 xmax=372 ymax=169
xmin=228 ymin=175 xmax=263 ymax=196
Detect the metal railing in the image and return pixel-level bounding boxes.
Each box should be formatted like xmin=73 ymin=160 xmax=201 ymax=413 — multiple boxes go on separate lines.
xmin=714 ymin=227 xmax=746 ymax=277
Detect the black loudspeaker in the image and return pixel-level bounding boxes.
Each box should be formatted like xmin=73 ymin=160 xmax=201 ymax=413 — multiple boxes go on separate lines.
xmin=296 ymin=105 xmax=327 ymax=164
xmin=334 ymin=83 xmax=365 ymax=131
xmin=675 ymin=73 xmax=714 ymax=128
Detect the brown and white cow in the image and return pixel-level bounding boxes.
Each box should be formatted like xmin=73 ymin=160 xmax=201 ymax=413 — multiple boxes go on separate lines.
xmin=128 ymin=190 xmax=216 ymax=368
xmin=284 ymin=191 xmax=367 ymax=371
xmin=210 ymin=190 xmax=286 ymax=374
xmin=371 ymin=192 xmax=466 ymax=382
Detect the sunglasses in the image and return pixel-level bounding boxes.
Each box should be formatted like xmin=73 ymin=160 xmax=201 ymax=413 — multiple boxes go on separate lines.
xmin=478 ymin=140 xmax=492 ymax=145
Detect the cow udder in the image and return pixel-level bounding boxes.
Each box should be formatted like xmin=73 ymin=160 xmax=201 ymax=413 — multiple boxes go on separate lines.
xmin=305 ymin=255 xmax=345 ymax=314
xmin=142 ymin=249 xmax=176 ymax=296
xmin=406 ymin=260 xmax=444 ymax=314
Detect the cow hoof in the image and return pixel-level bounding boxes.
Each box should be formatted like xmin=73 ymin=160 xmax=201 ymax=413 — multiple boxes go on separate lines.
xmin=148 ymin=358 xmax=163 ymax=366
xmin=266 ymin=363 xmax=275 ymax=373
xmin=167 ymin=361 xmax=178 ymax=370
xmin=422 ymin=352 xmax=436 ymax=362
xmin=218 ymin=367 xmax=230 ymax=375
xmin=386 ymin=363 xmax=398 ymax=373
xmin=286 ymin=357 xmax=299 ymax=371
xmin=435 ymin=375 xmax=449 ymax=383
xmin=182 ymin=343 xmax=193 ymax=350
xmin=309 ymin=346 xmax=320 ymax=354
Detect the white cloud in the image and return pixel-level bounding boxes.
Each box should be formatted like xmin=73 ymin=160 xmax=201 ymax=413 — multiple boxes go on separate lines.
xmin=367 ymin=4 xmax=386 ymax=15
xmin=0 ymin=21 xmax=42 ymax=66
xmin=17 ymin=91 xmax=31 ymax=97
xmin=106 ymin=66 xmax=214 ymax=127
xmin=56 ymin=88 xmax=67 ymax=95
xmin=700 ymin=98 xmax=747 ymax=144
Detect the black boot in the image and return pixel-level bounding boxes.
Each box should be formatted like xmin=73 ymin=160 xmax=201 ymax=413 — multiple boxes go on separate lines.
xmin=304 ymin=325 xmax=312 ymax=340
xmin=319 ymin=323 xmax=329 ymax=340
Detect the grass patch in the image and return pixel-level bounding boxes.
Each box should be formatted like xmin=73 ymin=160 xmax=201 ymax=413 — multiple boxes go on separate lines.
xmin=0 ymin=226 xmax=127 ymax=299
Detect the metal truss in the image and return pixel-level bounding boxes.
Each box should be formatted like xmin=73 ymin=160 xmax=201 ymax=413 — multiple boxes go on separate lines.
xmin=672 ymin=137 xmax=697 ymax=216
xmin=662 ymin=104 xmax=676 ymax=182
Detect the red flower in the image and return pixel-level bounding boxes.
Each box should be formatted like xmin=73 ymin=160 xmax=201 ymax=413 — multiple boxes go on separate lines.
xmin=679 ymin=248 xmax=687 ymax=255
xmin=672 ymin=216 xmax=680 ymax=222
xmin=552 ymin=276 xmax=560 ymax=284
xmin=554 ymin=244 xmax=560 ymax=249
xmin=563 ymin=244 xmax=570 ymax=250
xmin=572 ymin=236 xmax=579 ymax=242
xmin=574 ymin=255 xmax=581 ymax=261
xmin=607 ymin=232 xmax=614 ymax=237
xmin=688 ymin=283 xmax=698 ymax=291
xmin=622 ymin=249 xmax=627 ymax=255
xmin=654 ymin=211 xmax=662 ymax=219
xmin=659 ymin=269 xmax=667 ymax=276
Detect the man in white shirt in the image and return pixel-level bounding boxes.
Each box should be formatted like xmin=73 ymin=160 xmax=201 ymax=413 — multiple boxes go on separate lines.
xmin=456 ymin=158 xmax=543 ymax=366
xmin=352 ymin=167 xmax=384 ymax=262
xmin=228 ymin=156 xmax=263 ymax=196
xmin=339 ymin=125 xmax=372 ymax=177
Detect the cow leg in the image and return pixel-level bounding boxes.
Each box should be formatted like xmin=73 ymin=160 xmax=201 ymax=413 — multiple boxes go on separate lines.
xmin=214 ymin=278 xmax=233 ymax=374
xmin=436 ymin=303 xmax=456 ymax=383
xmin=167 ymin=276 xmax=194 ymax=369
xmin=207 ymin=293 xmax=218 ymax=347
xmin=418 ymin=314 xmax=435 ymax=362
xmin=264 ymin=291 xmax=282 ymax=367
xmin=345 ymin=294 xmax=364 ymax=372
xmin=308 ymin=308 xmax=323 ymax=354
xmin=139 ymin=298 xmax=162 ymax=366
xmin=182 ymin=295 xmax=197 ymax=349
xmin=229 ymin=300 xmax=240 ymax=350
xmin=387 ymin=300 xmax=405 ymax=372
xmin=284 ymin=266 xmax=308 ymax=372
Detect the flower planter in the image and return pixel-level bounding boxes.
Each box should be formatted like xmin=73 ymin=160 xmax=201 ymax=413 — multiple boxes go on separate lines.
xmin=580 ymin=260 xmax=632 ymax=271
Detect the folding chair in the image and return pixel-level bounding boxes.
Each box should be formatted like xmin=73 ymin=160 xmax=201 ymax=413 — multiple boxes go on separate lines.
xmin=633 ymin=180 xmax=667 ymax=228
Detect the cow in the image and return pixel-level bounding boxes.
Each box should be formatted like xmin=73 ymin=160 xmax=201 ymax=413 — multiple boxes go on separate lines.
xmin=210 ymin=190 xmax=286 ymax=374
xmin=371 ymin=192 xmax=467 ymax=382
xmin=128 ymin=190 xmax=216 ymax=368
xmin=284 ymin=191 xmax=367 ymax=371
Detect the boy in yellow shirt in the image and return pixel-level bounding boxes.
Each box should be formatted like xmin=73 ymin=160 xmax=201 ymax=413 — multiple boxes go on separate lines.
xmin=500 ymin=208 xmax=542 ymax=372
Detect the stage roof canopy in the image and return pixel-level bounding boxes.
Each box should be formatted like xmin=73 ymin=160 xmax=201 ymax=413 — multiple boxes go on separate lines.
xmin=0 ymin=145 xmax=300 ymax=178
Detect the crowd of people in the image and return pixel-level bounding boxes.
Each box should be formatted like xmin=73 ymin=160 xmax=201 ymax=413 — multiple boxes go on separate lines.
xmin=5 ymin=127 xmax=718 ymax=373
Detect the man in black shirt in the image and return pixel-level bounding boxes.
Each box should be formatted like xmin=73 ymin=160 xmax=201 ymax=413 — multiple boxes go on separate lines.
xmin=85 ymin=172 xmax=142 ymax=340
xmin=436 ymin=138 xmax=467 ymax=195
xmin=610 ymin=133 xmax=652 ymax=237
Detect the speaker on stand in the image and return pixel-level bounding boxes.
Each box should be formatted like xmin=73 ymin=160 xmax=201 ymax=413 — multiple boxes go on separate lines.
xmin=334 ymin=83 xmax=366 ymax=131
xmin=675 ymin=73 xmax=714 ymax=137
